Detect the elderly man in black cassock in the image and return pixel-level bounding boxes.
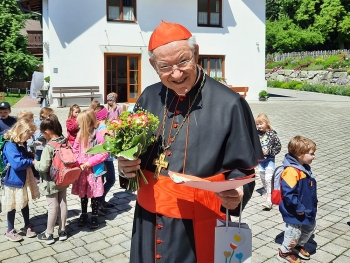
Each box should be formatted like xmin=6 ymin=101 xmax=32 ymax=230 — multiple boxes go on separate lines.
xmin=118 ymin=21 xmax=263 ymax=263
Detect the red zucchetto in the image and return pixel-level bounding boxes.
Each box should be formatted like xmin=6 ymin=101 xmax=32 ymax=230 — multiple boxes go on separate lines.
xmin=148 ymin=21 xmax=192 ymax=51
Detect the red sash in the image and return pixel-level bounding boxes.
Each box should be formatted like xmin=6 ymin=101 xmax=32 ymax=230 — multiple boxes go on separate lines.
xmin=137 ymin=170 xmax=226 ymax=263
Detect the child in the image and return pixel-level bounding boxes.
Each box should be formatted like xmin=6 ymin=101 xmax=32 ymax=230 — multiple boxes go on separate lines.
xmin=16 ymin=110 xmax=34 ymax=121
xmin=33 ymin=114 xmax=69 ymax=245
xmin=66 ymin=104 xmax=81 ymax=146
xmin=27 ymin=107 xmax=54 ymax=180
xmin=72 ymin=109 xmax=108 ymax=229
xmin=277 ymin=136 xmax=317 ymax=263
xmin=2 ymin=118 xmax=40 ymax=242
xmin=94 ymin=105 xmax=116 ymax=215
xmin=255 ymin=113 xmax=281 ymax=210
xmin=89 ymin=100 xmax=100 ymax=111
xmin=0 ymin=102 xmax=17 ymax=135
xmin=106 ymin=92 xmax=121 ymax=120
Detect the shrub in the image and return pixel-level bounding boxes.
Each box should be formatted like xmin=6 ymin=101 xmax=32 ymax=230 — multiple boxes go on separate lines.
xmin=268 ymin=80 xmax=350 ymax=97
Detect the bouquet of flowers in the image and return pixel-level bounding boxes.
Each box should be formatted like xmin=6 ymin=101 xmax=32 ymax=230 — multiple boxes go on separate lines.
xmin=87 ymin=109 xmax=160 ymax=191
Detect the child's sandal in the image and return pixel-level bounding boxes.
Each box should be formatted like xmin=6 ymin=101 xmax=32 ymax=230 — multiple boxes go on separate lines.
xmin=78 ymin=213 xmax=88 ymax=227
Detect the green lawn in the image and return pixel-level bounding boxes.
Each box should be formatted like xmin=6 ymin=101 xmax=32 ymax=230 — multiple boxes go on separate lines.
xmin=1 ymin=94 xmax=26 ymax=106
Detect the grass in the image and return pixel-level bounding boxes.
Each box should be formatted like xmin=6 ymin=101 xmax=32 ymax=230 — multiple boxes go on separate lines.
xmin=0 ymin=94 xmax=26 ymax=106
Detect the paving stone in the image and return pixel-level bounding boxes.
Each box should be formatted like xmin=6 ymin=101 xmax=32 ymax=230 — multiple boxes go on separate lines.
xmin=0 ymin=248 xmax=19 ymax=261
xmin=2 ymin=254 xmax=31 ymax=263
xmin=84 ymin=239 xmax=111 ymax=253
xmin=87 ymin=251 xmax=106 ymax=262
xmin=102 ymin=253 xmax=130 ymax=263
xmin=16 ymin=241 xmax=43 ymax=254
xmin=53 ymin=250 xmax=78 ymax=263
xmin=28 ymin=247 xmax=56 ymax=260
xmin=31 ymin=256 xmax=58 ymax=263
xmin=321 ymin=243 xmax=348 ymax=256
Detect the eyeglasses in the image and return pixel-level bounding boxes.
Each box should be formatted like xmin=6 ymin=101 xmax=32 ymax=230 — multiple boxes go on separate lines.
xmin=156 ymin=54 xmax=194 ymax=74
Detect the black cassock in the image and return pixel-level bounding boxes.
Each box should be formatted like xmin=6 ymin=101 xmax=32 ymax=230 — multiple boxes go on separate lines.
xmin=127 ymin=70 xmax=263 ymax=263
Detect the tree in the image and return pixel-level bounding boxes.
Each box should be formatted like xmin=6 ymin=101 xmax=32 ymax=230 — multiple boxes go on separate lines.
xmin=266 ymin=0 xmax=350 ymax=52
xmin=0 ymin=0 xmax=40 ymax=91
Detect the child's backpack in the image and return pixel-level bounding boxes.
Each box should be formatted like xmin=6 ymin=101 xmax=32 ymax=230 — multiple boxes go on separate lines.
xmin=49 ymin=141 xmax=81 ymax=187
xmin=271 ymin=165 xmax=301 ymax=205
xmin=0 ymin=135 xmax=10 ymax=188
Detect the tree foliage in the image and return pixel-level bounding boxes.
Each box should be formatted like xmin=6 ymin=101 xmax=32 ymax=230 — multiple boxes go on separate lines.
xmin=266 ymin=0 xmax=350 ymax=53
xmin=0 ymin=0 xmax=40 ymax=90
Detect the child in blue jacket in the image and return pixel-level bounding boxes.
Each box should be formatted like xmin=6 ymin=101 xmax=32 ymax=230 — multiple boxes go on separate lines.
xmin=2 ymin=118 xmax=40 ymax=242
xmin=277 ymin=136 xmax=317 ymax=263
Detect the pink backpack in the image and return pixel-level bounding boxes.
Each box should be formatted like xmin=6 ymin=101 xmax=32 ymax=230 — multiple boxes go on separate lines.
xmin=49 ymin=141 xmax=81 ymax=187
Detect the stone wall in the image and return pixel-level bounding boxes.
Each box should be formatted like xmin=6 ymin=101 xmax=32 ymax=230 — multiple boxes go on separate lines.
xmin=265 ymin=70 xmax=350 ymax=86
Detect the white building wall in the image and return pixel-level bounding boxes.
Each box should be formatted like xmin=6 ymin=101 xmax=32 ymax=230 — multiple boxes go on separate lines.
xmin=45 ymin=0 xmax=265 ymax=106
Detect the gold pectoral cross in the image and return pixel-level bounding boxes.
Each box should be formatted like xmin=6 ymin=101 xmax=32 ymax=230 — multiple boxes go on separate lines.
xmin=153 ymin=153 xmax=169 ymax=179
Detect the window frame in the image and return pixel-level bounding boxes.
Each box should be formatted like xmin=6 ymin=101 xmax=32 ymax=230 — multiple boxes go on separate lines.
xmin=104 ymin=54 xmax=141 ymax=103
xmin=198 ymin=55 xmax=225 ymax=79
xmin=106 ymin=0 xmax=137 ymax=22
xmin=197 ymin=0 xmax=222 ymax=27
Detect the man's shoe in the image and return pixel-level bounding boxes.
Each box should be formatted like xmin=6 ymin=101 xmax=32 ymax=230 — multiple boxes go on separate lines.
xmin=277 ymin=248 xmax=301 ymax=263
xmin=58 ymin=229 xmax=68 ymax=241
xmin=37 ymin=231 xmax=55 ymax=245
xmin=262 ymin=201 xmax=273 ymax=210
xmin=90 ymin=216 xmax=99 ymax=229
xmin=78 ymin=213 xmax=88 ymax=227
xmin=5 ymin=229 xmax=23 ymax=242
xmin=103 ymin=202 xmax=114 ymax=209
xmin=21 ymin=224 xmax=37 ymax=238
xmin=293 ymin=245 xmax=310 ymax=260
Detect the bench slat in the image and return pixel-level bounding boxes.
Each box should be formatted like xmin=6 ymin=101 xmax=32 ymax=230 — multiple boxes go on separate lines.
xmin=228 ymin=86 xmax=249 ymax=99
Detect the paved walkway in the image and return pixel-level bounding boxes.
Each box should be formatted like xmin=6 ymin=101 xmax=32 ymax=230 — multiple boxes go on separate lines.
xmin=1 ymin=89 xmax=350 ymax=262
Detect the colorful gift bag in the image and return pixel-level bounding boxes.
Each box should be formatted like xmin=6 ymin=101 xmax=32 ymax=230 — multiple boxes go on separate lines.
xmin=214 ymin=205 xmax=252 ymax=263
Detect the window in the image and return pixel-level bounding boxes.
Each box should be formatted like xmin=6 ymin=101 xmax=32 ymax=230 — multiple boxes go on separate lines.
xmin=198 ymin=56 xmax=224 ymax=78
xmin=198 ymin=0 xmax=222 ymax=27
xmin=107 ymin=0 xmax=136 ymax=22
xmin=105 ymin=54 xmax=141 ymax=103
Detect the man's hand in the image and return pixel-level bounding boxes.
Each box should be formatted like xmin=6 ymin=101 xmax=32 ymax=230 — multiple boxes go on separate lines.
xmin=215 ymin=186 xmax=244 ymax=210
xmin=117 ymin=157 xmax=141 ymax=178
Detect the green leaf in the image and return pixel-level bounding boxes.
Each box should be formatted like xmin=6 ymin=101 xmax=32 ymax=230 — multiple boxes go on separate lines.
xmin=117 ymin=144 xmax=142 ymax=160
xmin=86 ymin=144 xmax=108 ymax=154
xmin=103 ymin=140 xmax=115 ymax=152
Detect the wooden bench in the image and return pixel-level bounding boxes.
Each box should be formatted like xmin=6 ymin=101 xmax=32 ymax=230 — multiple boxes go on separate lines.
xmin=52 ymin=86 xmax=101 ymax=107
xmin=6 ymin=88 xmax=21 ymax=97
xmin=228 ymin=86 xmax=249 ymax=99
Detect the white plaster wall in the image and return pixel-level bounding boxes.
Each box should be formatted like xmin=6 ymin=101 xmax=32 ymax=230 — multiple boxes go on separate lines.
xmin=45 ymin=0 xmax=265 ymax=106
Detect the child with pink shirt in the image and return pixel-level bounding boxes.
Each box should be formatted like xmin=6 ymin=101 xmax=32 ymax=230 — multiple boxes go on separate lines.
xmin=71 ymin=109 xmax=108 ymax=229
xmin=66 ymin=104 xmax=81 ymax=146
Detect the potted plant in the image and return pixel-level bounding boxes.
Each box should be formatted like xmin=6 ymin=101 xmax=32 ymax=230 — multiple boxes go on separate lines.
xmin=258 ymin=90 xmax=269 ymax=101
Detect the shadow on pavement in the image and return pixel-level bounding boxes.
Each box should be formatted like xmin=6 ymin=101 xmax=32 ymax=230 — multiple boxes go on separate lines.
xmin=274 ymin=232 xmax=318 ymax=255
xmin=268 ymin=93 xmax=293 ymax=98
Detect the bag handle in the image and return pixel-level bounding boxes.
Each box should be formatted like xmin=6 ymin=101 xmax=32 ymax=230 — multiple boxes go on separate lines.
xmin=225 ymin=196 xmax=243 ymax=232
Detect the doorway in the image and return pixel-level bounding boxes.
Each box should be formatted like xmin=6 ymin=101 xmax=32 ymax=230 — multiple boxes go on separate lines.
xmin=105 ymin=54 xmax=141 ymax=103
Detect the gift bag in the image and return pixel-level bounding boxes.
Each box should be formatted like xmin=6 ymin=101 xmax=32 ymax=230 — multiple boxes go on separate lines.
xmin=214 ymin=204 xmax=252 ymax=263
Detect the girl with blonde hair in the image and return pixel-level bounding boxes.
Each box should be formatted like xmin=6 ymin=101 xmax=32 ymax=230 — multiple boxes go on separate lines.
xmin=255 ymin=113 xmax=282 ymax=210
xmin=2 ymin=118 xmax=40 ymax=242
xmin=71 ymin=110 xmax=108 ymax=229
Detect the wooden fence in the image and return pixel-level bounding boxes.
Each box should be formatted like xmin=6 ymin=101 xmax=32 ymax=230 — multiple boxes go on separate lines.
xmin=267 ymin=49 xmax=350 ymax=62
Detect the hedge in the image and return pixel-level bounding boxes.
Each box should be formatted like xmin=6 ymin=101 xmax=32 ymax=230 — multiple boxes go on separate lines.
xmin=267 ymin=80 xmax=350 ymax=96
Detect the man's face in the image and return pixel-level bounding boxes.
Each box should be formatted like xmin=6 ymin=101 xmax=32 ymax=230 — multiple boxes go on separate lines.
xmin=150 ymin=40 xmax=199 ymax=96
xmin=0 ymin=109 xmax=10 ymax=119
